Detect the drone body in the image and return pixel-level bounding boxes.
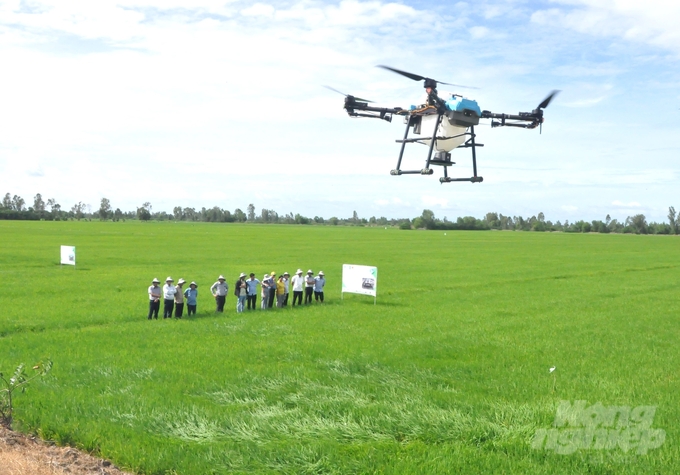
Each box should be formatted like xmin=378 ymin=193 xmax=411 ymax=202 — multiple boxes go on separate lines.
xmin=332 ymin=66 xmax=558 ymax=184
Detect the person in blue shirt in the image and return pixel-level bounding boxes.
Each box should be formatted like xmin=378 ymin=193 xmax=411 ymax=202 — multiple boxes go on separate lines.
xmin=246 ymin=273 xmax=260 ymax=310
xmin=314 ymin=271 xmax=326 ymax=303
xmin=184 ymin=281 xmax=198 ymax=316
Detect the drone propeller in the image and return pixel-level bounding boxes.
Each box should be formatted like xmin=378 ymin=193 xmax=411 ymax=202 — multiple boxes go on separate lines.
xmin=323 ymin=85 xmax=374 ymax=103
xmin=377 ymin=65 xmax=478 ymax=90
xmin=537 ymin=90 xmax=560 ymax=110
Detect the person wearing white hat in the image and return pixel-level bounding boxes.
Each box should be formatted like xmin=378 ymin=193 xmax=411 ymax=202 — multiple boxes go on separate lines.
xmin=211 ymin=275 xmax=228 ymax=312
xmin=163 ymin=277 xmax=177 ymax=318
xmin=267 ymin=271 xmax=277 ymax=309
xmin=184 ymin=282 xmax=198 ymax=316
xmin=304 ymin=270 xmax=315 ymax=304
xmin=290 ymin=269 xmax=304 ymax=306
xmin=235 ymin=273 xmax=247 ymax=313
xmin=174 ymin=278 xmax=186 ymax=318
xmin=314 ymin=271 xmax=326 ymax=303
xmin=261 ymin=274 xmax=270 ymax=309
xmin=147 ymin=278 xmax=161 ymax=319
xmin=246 ymin=273 xmax=260 ymax=310
xmin=282 ymin=272 xmax=290 ymax=307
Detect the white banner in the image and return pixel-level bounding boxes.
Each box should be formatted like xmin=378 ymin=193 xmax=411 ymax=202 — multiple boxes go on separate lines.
xmin=60 ymin=245 xmax=76 ymax=266
xmin=342 ymin=264 xmax=378 ymax=297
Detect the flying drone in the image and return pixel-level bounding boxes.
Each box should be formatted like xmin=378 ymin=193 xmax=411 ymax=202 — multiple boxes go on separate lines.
xmin=330 ymin=65 xmax=558 ymax=184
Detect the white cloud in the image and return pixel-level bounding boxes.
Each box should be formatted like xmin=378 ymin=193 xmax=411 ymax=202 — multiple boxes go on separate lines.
xmin=422 ymin=196 xmax=449 ymax=208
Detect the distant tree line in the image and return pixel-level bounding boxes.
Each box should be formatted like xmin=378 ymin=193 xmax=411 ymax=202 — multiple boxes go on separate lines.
xmin=1 ymin=191 xmax=678 ymax=235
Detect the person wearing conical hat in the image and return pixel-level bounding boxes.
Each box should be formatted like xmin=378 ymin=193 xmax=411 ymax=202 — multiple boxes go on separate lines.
xmin=163 ymin=277 xmax=177 ymax=319
xmin=174 ymin=278 xmax=186 ymax=318
xmin=211 ymin=275 xmax=228 ymax=313
xmin=147 ymin=278 xmax=161 ymax=320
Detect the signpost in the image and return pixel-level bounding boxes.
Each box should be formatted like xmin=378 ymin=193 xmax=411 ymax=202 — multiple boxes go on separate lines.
xmin=341 ymin=264 xmax=377 ymax=304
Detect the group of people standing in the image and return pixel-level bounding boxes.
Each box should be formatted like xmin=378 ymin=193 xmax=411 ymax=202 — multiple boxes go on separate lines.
xmin=147 ymin=269 xmax=326 ymax=319
xmin=147 ymin=277 xmax=198 ymax=319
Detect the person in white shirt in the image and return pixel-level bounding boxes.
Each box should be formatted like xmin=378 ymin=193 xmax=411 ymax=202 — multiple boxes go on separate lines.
xmin=162 ymin=277 xmax=177 ymax=319
xmin=148 ymin=277 xmax=161 ymax=319
xmin=290 ymin=269 xmax=304 ymax=306
xmin=282 ymin=272 xmax=290 ymax=306
xmin=210 ymin=275 xmax=228 ymax=312
xmin=304 ymin=270 xmax=315 ymax=304
xmin=246 ymin=273 xmax=260 ymax=310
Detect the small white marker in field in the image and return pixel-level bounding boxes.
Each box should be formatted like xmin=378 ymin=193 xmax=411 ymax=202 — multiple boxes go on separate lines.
xmin=549 ymin=366 xmax=556 ymax=373
xmin=444 ymin=233 xmax=447 ymax=236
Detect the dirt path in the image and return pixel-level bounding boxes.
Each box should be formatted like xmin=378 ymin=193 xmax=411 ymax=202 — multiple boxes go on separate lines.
xmin=0 ymin=426 xmax=134 ymax=475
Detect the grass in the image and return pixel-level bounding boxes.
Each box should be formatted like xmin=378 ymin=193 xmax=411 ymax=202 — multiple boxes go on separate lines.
xmin=1 ymin=220 xmax=679 ymax=474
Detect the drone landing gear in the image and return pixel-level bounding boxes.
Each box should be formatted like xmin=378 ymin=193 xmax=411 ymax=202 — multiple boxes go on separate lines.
xmin=393 ymin=116 xmax=484 ymax=184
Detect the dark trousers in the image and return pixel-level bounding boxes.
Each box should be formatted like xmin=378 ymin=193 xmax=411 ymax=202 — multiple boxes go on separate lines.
xmin=247 ymin=294 xmax=257 ymax=310
xmin=283 ymin=293 xmax=289 ymax=307
xmin=175 ymin=302 xmax=184 ymax=318
xmin=304 ymin=287 xmax=313 ymax=304
xmin=292 ymin=291 xmax=303 ymax=306
xmin=215 ymin=295 xmax=226 ymax=312
xmin=314 ymin=291 xmax=324 ymax=303
xmin=148 ymin=300 xmax=160 ymax=319
xmin=187 ymin=304 xmax=196 ymax=316
xmin=163 ymin=299 xmax=174 ymax=318
xmin=268 ymin=288 xmax=276 ymax=308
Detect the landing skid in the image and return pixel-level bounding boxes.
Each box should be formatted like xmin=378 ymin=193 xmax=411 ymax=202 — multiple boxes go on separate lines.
xmin=391 ymin=114 xmax=484 ymax=184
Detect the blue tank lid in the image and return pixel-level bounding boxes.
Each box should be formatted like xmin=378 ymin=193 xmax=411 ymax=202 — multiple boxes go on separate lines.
xmin=445 ymin=97 xmax=481 ymax=116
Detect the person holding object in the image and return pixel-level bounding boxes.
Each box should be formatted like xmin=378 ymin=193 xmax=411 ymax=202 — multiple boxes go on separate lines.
xmin=314 ymin=271 xmax=326 ymax=303
xmin=246 ymin=273 xmax=259 ymax=310
xmin=291 ymin=269 xmax=304 ymax=306
xmin=184 ymin=281 xmax=198 ymax=316
xmin=148 ymin=277 xmax=161 ymax=319
xmin=174 ymin=278 xmax=186 ymax=318
xmin=163 ymin=277 xmax=176 ymax=318
xmin=304 ymin=269 xmax=315 ymax=304
xmin=211 ymin=275 xmax=228 ymax=312
xmin=235 ymin=273 xmax=248 ymax=313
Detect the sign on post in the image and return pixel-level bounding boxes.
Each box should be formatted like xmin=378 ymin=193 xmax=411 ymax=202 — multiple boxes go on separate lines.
xmin=60 ymin=245 xmax=76 ymax=267
xmin=341 ymin=264 xmax=377 ymax=304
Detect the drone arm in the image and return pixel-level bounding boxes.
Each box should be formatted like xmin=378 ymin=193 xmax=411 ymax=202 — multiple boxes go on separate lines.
xmin=481 ymin=110 xmax=542 ymax=129
xmin=343 ymin=98 xmax=404 ymax=122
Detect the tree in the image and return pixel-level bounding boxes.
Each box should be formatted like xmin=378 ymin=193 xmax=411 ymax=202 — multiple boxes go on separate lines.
xmin=247 ymin=203 xmax=256 ymax=221
xmin=98 ymin=198 xmax=112 ymax=220
xmin=668 ymin=206 xmax=677 ymax=235
xmin=233 ymin=208 xmax=247 ymax=222
xmin=1 ymin=193 xmax=11 ymax=209
xmin=137 ymin=205 xmax=151 ymax=221
xmin=12 ymin=195 xmax=25 ymax=212
xmin=420 ymin=209 xmax=436 ymax=229
xmin=627 ymin=214 xmax=648 ymax=234
xmin=70 ymin=202 xmax=85 ymax=220
xmin=33 ymin=193 xmax=45 ymax=212
xmin=113 ymin=208 xmax=123 ymax=221
xmin=173 ymin=206 xmax=183 ymax=221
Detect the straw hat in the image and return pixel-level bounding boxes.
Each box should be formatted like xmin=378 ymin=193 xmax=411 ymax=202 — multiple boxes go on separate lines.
xmin=239 ymin=272 xmax=246 ymax=278
xmin=166 ymin=276 xmax=174 ymax=282
xmin=190 ymin=281 xmax=197 ymax=287
xmin=218 ymin=275 xmax=225 ymax=280
xmin=152 ymin=278 xmax=160 ymax=283
xmin=178 ymin=278 xmax=186 ymax=285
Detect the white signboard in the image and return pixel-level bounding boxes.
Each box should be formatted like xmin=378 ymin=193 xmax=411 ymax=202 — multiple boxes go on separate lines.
xmin=342 ymin=264 xmax=378 ymax=300
xmin=60 ymin=245 xmax=76 ymax=266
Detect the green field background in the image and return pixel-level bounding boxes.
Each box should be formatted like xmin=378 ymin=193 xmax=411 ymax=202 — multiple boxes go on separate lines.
xmin=1 ymin=220 xmax=678 ymax=474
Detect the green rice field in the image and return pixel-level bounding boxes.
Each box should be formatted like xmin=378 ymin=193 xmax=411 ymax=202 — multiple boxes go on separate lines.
xmin=1 ymin=220 xmax=679 ymax=474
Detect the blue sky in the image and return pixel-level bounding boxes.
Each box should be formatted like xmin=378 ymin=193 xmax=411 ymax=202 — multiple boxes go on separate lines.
xmin=1 ymin=0 xmax=678 ymax=222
